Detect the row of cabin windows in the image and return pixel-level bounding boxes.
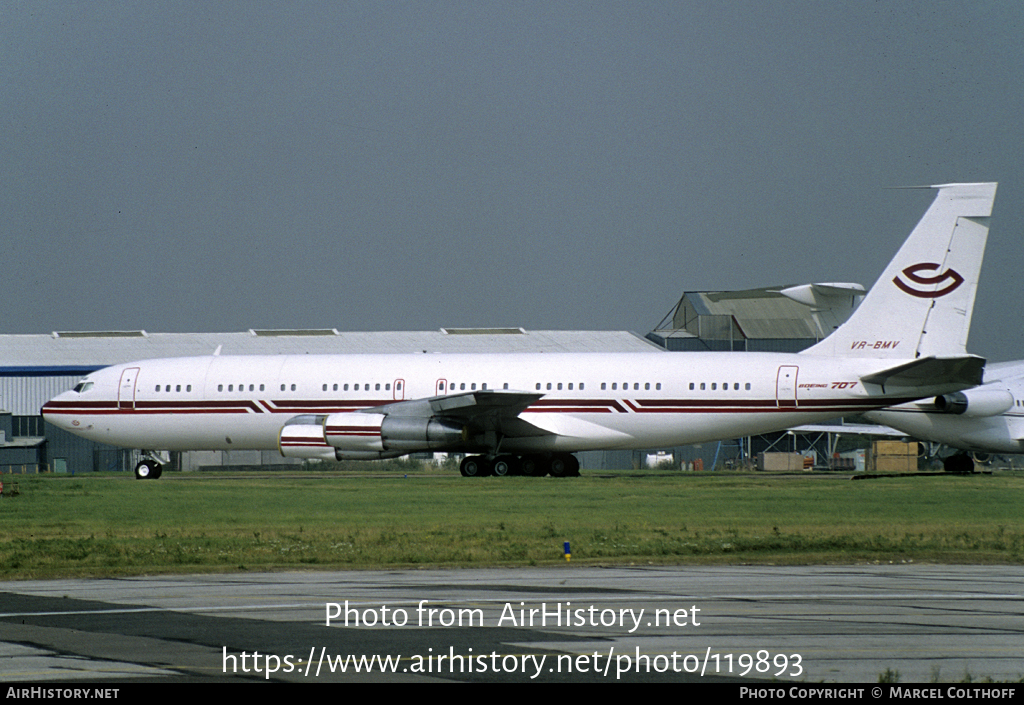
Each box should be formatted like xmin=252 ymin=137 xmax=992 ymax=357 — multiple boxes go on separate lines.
xmin=215 ymin=384 xmax=268 ymax=392
xmin=598 ymin=382 xmax=661 ymax=391
xmin=438 ymin=382 xmax=512 ymax=391
xmin=155 ymin=380 xmax=756 ymax=395
xmin=536 ymin=382 xmax=586 ymax=391
xmin=530 ymin=382 xmax=665 ymax=392
xmin=689 ymin=382 xmax=752 ymax=391
xmin=321 ymin=382 xmax=398 ymax=392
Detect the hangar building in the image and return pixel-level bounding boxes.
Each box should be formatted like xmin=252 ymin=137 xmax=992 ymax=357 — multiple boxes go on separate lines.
xmin=647 ymin=283 xmax=864 ymax=352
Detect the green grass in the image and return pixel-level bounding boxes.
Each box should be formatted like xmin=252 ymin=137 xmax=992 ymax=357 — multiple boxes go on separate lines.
xmin=1 ymin=470 xmax=1022 ymax=579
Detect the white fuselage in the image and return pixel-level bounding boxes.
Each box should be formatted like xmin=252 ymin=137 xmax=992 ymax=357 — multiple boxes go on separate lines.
xmin=43 ymin=351 xmax=944 ymax=454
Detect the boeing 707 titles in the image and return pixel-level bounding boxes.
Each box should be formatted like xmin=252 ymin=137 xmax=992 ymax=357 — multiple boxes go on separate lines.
xmin=43 ymin=183 xmax=998 ymax=478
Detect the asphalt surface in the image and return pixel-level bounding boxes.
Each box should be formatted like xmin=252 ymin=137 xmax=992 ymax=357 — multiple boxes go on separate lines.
xmin=1 ymin=565 xmax=1022 ymax=683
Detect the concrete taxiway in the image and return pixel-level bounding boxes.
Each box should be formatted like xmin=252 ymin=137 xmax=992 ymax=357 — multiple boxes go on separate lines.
xmin=1 ymin=565 xmax=1021 ymax=683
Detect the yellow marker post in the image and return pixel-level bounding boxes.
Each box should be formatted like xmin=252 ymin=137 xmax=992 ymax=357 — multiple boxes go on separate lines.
xmin=563 ymin=541 xmax=571 ymax=562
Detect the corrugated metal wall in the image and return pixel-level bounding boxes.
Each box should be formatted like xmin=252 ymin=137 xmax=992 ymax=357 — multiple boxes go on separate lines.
xmin=0 ymin=376 xmax=81 ymax=415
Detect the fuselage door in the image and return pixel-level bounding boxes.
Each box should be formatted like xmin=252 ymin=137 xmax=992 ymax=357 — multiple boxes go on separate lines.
xmin=435 ymin=379 xmax=448 ymax=396
xmin=393 ymin=379 xmax=405 ymax=401
xmin=119 ymin=367 xmax=140 ymax=410
xmin=776 ymin=366 xmax=798 ymax=408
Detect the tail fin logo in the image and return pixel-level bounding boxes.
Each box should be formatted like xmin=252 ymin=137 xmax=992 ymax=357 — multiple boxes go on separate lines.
xmin=892 ymin=263 xmax=964 ymax=299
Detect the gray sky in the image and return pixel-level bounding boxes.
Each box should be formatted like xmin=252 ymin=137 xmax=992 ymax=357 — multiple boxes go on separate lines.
xmin=3 ymin=1 xmax=1023 ymax=360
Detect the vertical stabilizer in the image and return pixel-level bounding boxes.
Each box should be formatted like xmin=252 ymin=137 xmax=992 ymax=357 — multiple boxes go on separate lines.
xmin=802 ymin=182 xmax=997 ymax=359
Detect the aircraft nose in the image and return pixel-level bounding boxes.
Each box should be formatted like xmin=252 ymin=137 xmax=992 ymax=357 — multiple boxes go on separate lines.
xmin=41 ymin=391 xmax=77 ymax=428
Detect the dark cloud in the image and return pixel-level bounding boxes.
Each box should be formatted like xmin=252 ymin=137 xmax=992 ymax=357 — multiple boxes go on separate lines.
xmin=3 ymin=2 xmax=1022 ymax=360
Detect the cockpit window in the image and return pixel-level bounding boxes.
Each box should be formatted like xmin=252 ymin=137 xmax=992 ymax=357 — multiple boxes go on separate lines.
xmin=73 ymin=382 xmax=94 ymax=393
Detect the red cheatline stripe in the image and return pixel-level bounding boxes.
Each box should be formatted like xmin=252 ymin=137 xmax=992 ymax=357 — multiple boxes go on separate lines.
xmin=43 ymin=395 xmax=926 ymax=417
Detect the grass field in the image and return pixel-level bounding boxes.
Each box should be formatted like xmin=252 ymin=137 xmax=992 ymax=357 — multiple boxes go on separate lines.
xmin=1 ymin=469 xmax=1022 ymax=579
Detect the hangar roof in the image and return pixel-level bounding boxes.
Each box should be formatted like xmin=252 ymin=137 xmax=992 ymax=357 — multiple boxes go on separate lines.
xmin=648 ymin=284 xmax=863 ymax=349
xmin=0 ymin=328 xmax=661 ymax=369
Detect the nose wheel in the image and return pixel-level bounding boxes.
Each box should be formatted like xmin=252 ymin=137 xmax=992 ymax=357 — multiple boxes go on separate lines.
xmin=134 ymin=459 xmax=163 ymax=480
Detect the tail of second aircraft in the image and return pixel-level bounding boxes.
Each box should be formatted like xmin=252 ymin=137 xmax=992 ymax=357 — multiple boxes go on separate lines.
xmin=803 ymin=182 xmax=997 ymax=359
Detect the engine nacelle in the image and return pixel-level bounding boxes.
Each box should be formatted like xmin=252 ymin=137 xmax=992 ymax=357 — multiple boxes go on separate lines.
xmin=324 ymin=413 xmax=386 ymax=452
xmin=380 ymin=416 xmax=467 ymax=451
xmin=279 ymin=422 xmax=337 ymax=460
xmin=933 ymin=388 xmax=1014 ymax=418
xmin=324 ymin=413 xmax=466 ymax=453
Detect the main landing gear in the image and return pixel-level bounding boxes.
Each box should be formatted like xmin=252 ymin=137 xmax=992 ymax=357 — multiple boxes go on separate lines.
xmin=942 ymin=453 xmax=976 ymax=474
xmin=459 ymin=453 xmax=580 ymax=478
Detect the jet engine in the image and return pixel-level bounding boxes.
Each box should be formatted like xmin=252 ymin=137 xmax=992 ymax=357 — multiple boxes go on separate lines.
xmin=279 ymin=415 xmax=337 ymax=460
xmin=324 ymin=412 xmax=466 ymax=453
xmin=933 ymin=387 xmax=1014 ymax=417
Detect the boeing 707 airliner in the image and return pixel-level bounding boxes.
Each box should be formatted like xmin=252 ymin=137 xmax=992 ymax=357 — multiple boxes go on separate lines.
xmin=43 ymin=183 xmax=998 ymax=478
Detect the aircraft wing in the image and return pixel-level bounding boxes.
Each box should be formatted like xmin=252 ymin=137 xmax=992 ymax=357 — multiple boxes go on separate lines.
xmin=367 ymin=389 xmax=553 ymax=438
xmin=859 ymin=355 xmax=985 ymax=393
xmin=789 ymin=423 xmax=909 ymax=438
xmin=371 ymin=389 xmax=543 ymax=420
xmin=982 ymin=360 xmax=1024 ymax=384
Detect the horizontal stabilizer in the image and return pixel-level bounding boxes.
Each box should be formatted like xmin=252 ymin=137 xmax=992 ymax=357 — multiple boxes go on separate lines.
xmin=860 ymin=355 xmax=985 ymax=392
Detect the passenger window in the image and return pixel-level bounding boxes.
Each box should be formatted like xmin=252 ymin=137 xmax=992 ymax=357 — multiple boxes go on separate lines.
xmin=291 ymin=384 xmax=296 ymax=391
xmin=601 ymin=383 xmax=606 ymax=390
xmin=176 ymin=385 xmax=181 ymax=392
xmin=557 ymin=383 xmax=562 ymax=390
xmin=689 ymin=382 xmax=694 ymax=390
xmin=218 ymin=385 xmax=224 ymax=392
xmin=612 ymin=383 xmax=617 ymax=390
xmin=700 ymin=383 xmax=706 ymax=390
xmin=645 ymin=383 xmax=650 ymax=390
